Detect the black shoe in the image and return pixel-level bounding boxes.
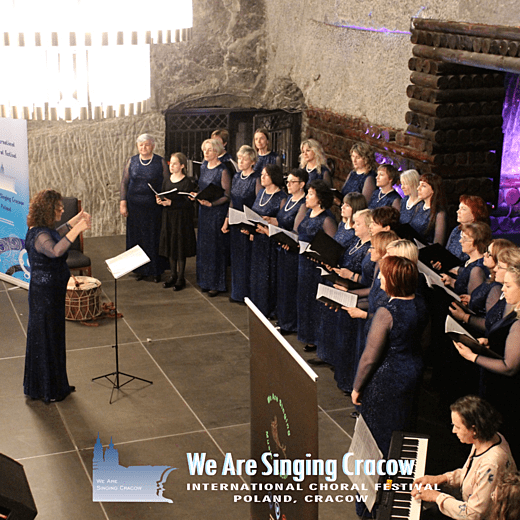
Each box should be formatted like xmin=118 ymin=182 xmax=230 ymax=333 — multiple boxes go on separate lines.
xmin=350 ymin=411 xmax=359 ymax=419
xmin=303 ymin=344 xmax=316 ymax=352
xmin=208 ymin=290 xmax=219 ymax=297
xmin=153 ymin=276 xmax=161 ymax=283
xmin=135 ymin=274 xmax=144 ymax=281
xmin=173 ymin=279 xmax=186 ymax=291
xmin=163 ymin=278 xmax=176 ymax=288
xmin=307 ymin=358 xmax=330 ymax=366
xmin=275 ymin=326 xmax=293 ymax=336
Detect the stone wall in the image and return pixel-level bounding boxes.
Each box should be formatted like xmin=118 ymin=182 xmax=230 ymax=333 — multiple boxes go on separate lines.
xmin=25 ymin=0 xmax=520 ymax=237
xmin=26 ymin=0 xmax=272 ymax=237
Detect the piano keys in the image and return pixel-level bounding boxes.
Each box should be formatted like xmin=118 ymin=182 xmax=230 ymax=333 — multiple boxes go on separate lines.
xmin=376 ymin=431 xmax=429 ymax=520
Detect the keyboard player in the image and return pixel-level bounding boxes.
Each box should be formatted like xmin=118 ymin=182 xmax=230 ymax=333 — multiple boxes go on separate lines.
xmin=411 ymin=396 xmax=516 ymax=519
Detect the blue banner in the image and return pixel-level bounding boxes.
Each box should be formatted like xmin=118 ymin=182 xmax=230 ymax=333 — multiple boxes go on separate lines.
xmin=0 ymin=118 xmax=30 ymax=289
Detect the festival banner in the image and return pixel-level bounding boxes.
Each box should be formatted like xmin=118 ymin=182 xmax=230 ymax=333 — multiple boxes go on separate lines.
xmin=247 ymin=298 xmax=319 ymax=520
xmin=0 ymin=118 xmax=30 ymax=289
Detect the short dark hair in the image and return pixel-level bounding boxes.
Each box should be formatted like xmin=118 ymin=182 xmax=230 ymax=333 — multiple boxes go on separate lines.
xmin=290 ymin=168 xmax=309 ymax=185
xmin=461 ymin=222 xmax=492 ymax=255
xmin=264 ymin=164 xmax=285 ymax=189
xmin=379 ymin=256 xmax=418 ymax=297
xmin=378 ymin=164 xmax=400 ymax=185
xmin=211 ymin=129 xmax=229 ymax=145
xmin=450 ymin=395 xmax=501 ymax=442
xmin=371 ymin=206 xmax=400 ymax=230
xmin=308 ymin=179 xmax=334 ymax=210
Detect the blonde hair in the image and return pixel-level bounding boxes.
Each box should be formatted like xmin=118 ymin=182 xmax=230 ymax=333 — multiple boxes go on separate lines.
xmin=400 ymin=169 xmax=420 ymax=191
xmin=201 ymin=138 xmax=224 ymax=156
xmin=497 ymin=247 xmax=520 ymax=267
xmin=299 ymin=139 xmax=327 ymax=173
xmin=237 ymin=145 xmax=257 ymax=164
xmin=386 ymin=239 xmax=419 ymax=264
xmin=372 ymin=231 xmax=399 ymax=258
xmin=353 ymin=209 xmax=372 ymax=228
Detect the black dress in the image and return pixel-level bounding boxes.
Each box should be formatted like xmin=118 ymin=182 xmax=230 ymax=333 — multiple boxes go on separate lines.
xmin=24 ymin=226 xmax=74 ymax=402
xmin=158 ymin=176 xmax=197 ymax=261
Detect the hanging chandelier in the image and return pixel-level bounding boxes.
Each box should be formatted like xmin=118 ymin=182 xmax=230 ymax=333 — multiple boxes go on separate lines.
xmin=0 ymin=0 xmax=193 ymax=121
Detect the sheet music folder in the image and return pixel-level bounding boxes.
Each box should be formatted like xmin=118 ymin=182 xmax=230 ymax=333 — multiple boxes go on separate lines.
xmin=419 ymin=243 xmax=462 ymax=273
xmin=303 ymin=229 xmax=345 ymax=267
xmin=195 ymin=183 xmax=225 ymax=202
xmin=316 ymin=283 xmax=358 ymax=310
xmin=445 ymin=315 xmax=500 ymax=358
xmin=318 ymin=267 xmax=367 ymax=291
xmin=268 ymin=224 xmax=299 ymax=251
xmin=105 ymin=246 xmax=151 ymax=280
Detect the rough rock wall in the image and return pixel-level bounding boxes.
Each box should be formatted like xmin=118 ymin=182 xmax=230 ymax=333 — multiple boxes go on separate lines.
xmin=264 ymin=0 xmax=520 ymax=129
xmin=26 ymin=0 xmax=271 ymax=237
xmin=27 ymin=113 xmax=164 ymax=237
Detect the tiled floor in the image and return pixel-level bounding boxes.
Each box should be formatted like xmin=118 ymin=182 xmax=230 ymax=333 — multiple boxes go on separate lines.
xmin=0 ymin=235 xmax=466 ymax=519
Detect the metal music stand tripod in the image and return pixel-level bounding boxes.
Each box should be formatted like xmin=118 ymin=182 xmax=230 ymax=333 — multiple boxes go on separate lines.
xmin=93 ymin=247 xmax=153 ymax=403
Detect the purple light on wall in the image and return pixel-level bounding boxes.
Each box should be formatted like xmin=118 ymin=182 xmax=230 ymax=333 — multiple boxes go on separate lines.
xmin=500 ymin=73 xmax=520 ymax=191
xmin=322 ymin=21 xmax=411 ymax=36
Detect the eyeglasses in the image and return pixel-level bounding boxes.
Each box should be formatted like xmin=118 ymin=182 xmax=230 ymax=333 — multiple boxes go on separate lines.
xmin=459 ymin=235 xmax=473 ymax=243
xmin=286 ymin=180 xmax=302 ymax=185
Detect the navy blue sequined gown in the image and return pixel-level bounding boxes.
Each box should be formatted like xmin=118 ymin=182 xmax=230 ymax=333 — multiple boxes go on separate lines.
xmin=315 ymin=223 xmax=356 ymax=365
xmin=333 ymin=243 xmax=373 ymax=393
xmin=249 ymin=189 xmax=287 ymax=318
xmin=24 ymin=227 xmax=73 ymax=402
xmin=368 ymin=189 xmax=401 ymax=210
xmin=446 ymin=226 xmax=468 ymax=262
xmin=297 ymin=210 xmax=336 ymax=345
xmin=196 ymin=163 xmax=230 ymax=292
xmin=229 ymin=171 xmax=258 ymax=302
xmin=253 ymin=152 xmax=279 ymax=177
xmin=409 ymin=202 xmax=434 ymax=243
xmin=121 ymin=154 xmax=168 ymax=276
xmin=355 ymin=297 xmax=428 ymax=457
xmin=399 ymin=196 xmax=419 ymax=225
xmin=306 ymin=165 xmax=331 ymax=186
xmin=275 ymin=195 xmax=306 ymax=332
xmin=340 ymin=169 xmax=376 ymax=196
xmin=454 ymin=258 xmax=488 ymax=295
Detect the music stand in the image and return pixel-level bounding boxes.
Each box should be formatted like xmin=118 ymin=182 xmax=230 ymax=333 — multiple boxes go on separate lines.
xmin=92 ymin=246 xmax=153 ymax=403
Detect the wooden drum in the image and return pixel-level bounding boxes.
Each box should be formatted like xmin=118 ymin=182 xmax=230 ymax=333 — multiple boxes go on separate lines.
xmin=65 ymin=276 xmax=102 ymax=321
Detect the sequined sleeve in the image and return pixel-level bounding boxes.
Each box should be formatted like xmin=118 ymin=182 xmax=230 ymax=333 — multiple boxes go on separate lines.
xmin=34 ymin=230 xmax=72 ymax=258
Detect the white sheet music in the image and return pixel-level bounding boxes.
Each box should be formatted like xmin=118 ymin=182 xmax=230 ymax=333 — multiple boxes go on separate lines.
xmin=267 ymin=224 xmax=299 ymax=242
xmin=445 ymin=315 xmax=477 ymax=341
xmin=418 ymin=261 xmax=461 ymax=301
xmin=347 ymin=415 xmax=382 ymax=512
xmin=243 ymin=206 xmax=268 ymax=226
xmin=147 ymin=183 xmax=178 ymax=197
xmin=316 ymin=283 xmax=358 ymax=307
xmin=105 ymin=246 xmax=150 ymax=280
xmin=228 ymin=208 xmax=249 ymax=225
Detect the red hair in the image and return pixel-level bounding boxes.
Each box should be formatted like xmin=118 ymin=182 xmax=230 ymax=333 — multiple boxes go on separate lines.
xmin=459 ymin=195 xmax=490 ymax=225
xmin=379 ymin=256 xmax=418 ymax=297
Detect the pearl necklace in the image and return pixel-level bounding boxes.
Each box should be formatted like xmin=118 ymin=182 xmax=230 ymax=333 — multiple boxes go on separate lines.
xmin=284 ymin=194 xmax=304 ymax=212
xmin=259 ymin=188 xmax=279 ymax=207
xmin=348 ymin=238 xmax=367 ymax=255
xmin=240 ymin=170 xmax=253 ymax=180
xmin=139 ymin=155 xmax=153 ymax=166
xmin=377 ymin=188 xmax=393 ymax=202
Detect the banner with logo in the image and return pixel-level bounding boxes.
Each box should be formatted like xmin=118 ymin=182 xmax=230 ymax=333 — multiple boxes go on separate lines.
xmin=247 ymin=298 xmax=319 ymax=520
xmin=0 ymin=118 xmax=30 ymax=289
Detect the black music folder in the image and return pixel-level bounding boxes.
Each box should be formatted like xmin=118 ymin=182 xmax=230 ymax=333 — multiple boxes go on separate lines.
xmin=319 ymin=267 xmax=367 ymax=291
xmin=445 ymin=316 xmax=500 ymax=358
xmin=303 ymin=229 xmax=346 ymax=267
xmin=268 ymin=225 xmax=299 ymax=252
xmin=195 ymin=183 xmax=225 ymax=202
xmin=396 ymin=223 xmax=426 ymax=245
xmin=419 ymin=243 xmax=463 ymax=274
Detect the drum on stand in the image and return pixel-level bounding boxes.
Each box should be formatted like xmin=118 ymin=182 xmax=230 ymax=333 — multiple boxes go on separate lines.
xmin=65 ymin=276 xmax=102 ymax=321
